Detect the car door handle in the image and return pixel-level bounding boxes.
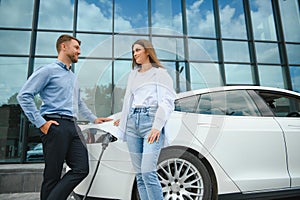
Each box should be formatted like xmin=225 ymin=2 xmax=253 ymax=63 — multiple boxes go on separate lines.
xmin=288 ymin=125 xmax=300 ymax=128
xmin=197 ymin=123 xmax=219 ymax=128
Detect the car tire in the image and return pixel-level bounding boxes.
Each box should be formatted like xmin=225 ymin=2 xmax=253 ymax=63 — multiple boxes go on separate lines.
xmin=131 ymin=148 xmax=217 ymax=200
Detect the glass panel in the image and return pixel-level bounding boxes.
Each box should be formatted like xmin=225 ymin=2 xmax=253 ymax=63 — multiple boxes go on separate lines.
xmin=113 ymin=60 xmax=132 ymax=113
xmin=225 ymin=64 xmax=253 ymax=85
xmin=77 ymin=0 xmax=112 ymax=32
xmin=114 ymin=35 xmax=149 ymax=59
xmin=258 ymin=92 xmax=300 ymax=117
xmin=186 ymin=0 xmax=215 ymax=37
xmin=0 ymin=57 xmax=28 ymax=106
xmin=258 ymin=65 xmax=284 ymax=89
xmin=255 ymin=42 xmax=280 ymax=63
xmin=279 ymin=0 xmax=300 ymax=42
xmin=152 ymin=37 xmax=185 ymax=60
xmin=218 ymin=0 xmax=247 ymax=39
xmin=38 ymin=0 xmax=74 ymax=30
xmin=286 ymin=44 xmax=300 ymax=65
xmin=223 ymin=41 xmax=250 ymax=62
xmin=76 ymin=33 xmax=111 ymax=58
xmin=190 ymin=62 xmax=222 ymax=90
xmin=161 ymin=62 xmax=184 ymax=92
xmin=76 ymin=59 xmax=114 ymax=117
xmin=0 ymin=57 xmax=28 ymax=163
xmin=189 ymin=39 xmax=218 ymax=61
xmin=0 ymin=30 xmax=31 ymax=55
xmin=0 ymin=0 xmax=34 ymax=28
xmin=197 ymin=90 xmax=261 ymax=116
xmin=151 ymin=0 xmax=183 ymax=35
xmin=0 ymin=104 xmax=22 ymax=162
xmin=289 ymin=66 xmax=300 ymax=93
xmin=249 ymin=0 xmax=277 ymax=41
xmin=114 ymin=0 xmax=148 ymax=33
xmin=175 ymin=95 xmax=199 ymax=113
xmin=36 ymin=32 xmax=71 ymax=56
xmin=34 ymin=58 xmax=55 ymax=71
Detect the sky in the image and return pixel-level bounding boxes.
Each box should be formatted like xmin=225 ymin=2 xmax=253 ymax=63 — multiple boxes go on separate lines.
xmin=0 ymin=0 xmax=300 ymax=104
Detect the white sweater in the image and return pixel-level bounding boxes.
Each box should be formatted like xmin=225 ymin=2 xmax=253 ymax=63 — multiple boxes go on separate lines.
xmin=117 ymin=67 xmax=176 ymax=146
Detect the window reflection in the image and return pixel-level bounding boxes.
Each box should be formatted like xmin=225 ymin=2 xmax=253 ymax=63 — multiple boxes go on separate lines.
xmin=77 ymin=0 xmax=112 ymax=32
xmin=223 ymin=41 xmax=250 ymax=62
xmin=152 ymin=37 xmax=184 ymax=60
xmin=258 ymin=65 xmax=284 ymax=89
xmin=286 ymin=44 xmax=300 ymax=65
xmin=113 ymin=60 xmax=131 ymax=113
xmin=38 ymin=0 xmax=73 ymax=30
xmin=162 ymin=62 xmax=186 ymax=93
xmin=190 ymin=62 xmax=221 ymax=90
xmin=289 ymin=66 xmax=300 ymax=93
xmin=218 ymin=0 xmax=247 ymax=39
xmin=76 ymin=33 xmax=111 ymax=58
xmin=188 ymin=39 xmax=218 ymax=61
xmin=151 ymin=0 xmax=183 ymax=35
xmin=114 ymin=35 xmax=148 ymax=59
xmin=249 ymin=0 xmax=277 ymax=41
xmin=0 ymin=57 xmax=28 ymax=106
xmin=36 ymin=32 xmax=70 ymax=56
xmin=115 ymin=0 xmax=148 ymax=32
xmin=77 ymin=59 xmax=115 ymax=117
xmin=0 ymin=31 xmax=31 ymax=55
xmin=279 ymin=0 xmax=300 ymax=42
xmin=255 ymin=42 xmax=280 ymax=64
xmin=0 ymin=0 xmax=34 ymax=28
xmin=186 ymin=0 xmax=215 ymax=37
xmin=225 ymin=64 xmax=253 ymax=85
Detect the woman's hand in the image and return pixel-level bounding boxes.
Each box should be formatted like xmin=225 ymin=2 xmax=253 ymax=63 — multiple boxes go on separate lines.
xmin=113 ymin=119 xmax=120 ymax=126
xmin=147 ymin=128 xmax=160 ymax=144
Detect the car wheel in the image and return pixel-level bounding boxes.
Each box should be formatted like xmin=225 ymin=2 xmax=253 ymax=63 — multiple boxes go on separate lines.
xmin=131 ymin=148 xmax=217 ymax=200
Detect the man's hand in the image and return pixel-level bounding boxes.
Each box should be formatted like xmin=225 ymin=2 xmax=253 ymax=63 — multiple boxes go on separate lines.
xmin=94 ymin=117 xmax=113 ymax=124
xmin=147 ymin=128 xmax=161 ymax=144
xmin=40 ymin=120 xmax=59 ymax=135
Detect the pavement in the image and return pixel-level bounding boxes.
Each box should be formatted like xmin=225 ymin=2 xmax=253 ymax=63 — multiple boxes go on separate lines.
xmin=0 ymin=192 xmax=77 ymax=200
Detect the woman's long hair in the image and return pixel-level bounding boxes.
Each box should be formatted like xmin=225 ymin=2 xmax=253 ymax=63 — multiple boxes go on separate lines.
xmin=131 ymin=39 xmax=164 ymax=69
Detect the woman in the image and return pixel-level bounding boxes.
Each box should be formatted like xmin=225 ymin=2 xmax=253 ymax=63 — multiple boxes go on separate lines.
xmin=114 ymin=39 xmax=176 ymax=200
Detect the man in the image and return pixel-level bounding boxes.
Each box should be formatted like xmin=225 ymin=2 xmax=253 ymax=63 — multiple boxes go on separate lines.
xmin=17 ymin=34 xmax=111 ymax=200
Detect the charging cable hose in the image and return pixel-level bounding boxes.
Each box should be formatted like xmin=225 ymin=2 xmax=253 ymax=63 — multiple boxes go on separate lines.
xmin=82 ymin=133 xmax=115 ymax=200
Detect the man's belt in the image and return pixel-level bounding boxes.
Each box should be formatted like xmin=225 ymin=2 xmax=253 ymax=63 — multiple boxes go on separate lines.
xmin=43 ymin=114 xmax=77 ymax=122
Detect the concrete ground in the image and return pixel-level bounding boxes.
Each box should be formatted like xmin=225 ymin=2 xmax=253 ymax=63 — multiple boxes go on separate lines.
xmin=0 ymin=192 xmax=77 ymax=200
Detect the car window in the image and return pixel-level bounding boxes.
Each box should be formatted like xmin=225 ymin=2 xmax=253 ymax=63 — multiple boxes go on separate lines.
xmin=175 ymin=95 xmax=199 ymax=113
xmin=256 ymin=91 xmax=300 ymax=117
xmin=197 ymin=90 xmax=261 ymax=116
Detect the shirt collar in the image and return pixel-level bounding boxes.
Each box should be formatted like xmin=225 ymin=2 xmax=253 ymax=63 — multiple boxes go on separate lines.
xmin=56 ymin=60 xmax=71 ymax=71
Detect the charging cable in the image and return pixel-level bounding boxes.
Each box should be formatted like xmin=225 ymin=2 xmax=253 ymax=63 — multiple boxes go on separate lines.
xmin=82 ymin=133 xmax=116 ymax=200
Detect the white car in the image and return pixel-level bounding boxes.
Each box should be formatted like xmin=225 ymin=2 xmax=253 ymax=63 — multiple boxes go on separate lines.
xmin=74 ymin=86 xmax=300 ymax=200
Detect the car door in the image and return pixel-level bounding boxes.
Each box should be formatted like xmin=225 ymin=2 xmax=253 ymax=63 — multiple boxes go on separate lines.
xmin=196 ymin=89 xmax=290 ymax=192
xmin=256 ymin=91 xmax=300 ymax=187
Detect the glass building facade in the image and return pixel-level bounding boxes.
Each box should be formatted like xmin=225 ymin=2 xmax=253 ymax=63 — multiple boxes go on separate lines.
xmin=0 ymin=0 xmax=299 ymax=163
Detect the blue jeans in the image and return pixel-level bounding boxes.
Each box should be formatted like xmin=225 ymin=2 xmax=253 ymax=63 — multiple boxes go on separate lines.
xmin=126 ymin=107 xmax=164 ymax=200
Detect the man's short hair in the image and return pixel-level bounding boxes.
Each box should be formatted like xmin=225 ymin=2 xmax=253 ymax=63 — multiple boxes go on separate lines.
xmin=56 ymin=34 xmax=81 ymax=53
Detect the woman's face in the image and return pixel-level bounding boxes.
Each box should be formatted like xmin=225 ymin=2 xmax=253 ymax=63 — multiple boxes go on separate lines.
xmin=132 ymin=44 xmax=149 ymax=65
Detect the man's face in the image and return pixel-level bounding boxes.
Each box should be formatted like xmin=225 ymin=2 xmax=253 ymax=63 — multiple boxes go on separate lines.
xmin=65 ymin=39 xmax=81 ymax=63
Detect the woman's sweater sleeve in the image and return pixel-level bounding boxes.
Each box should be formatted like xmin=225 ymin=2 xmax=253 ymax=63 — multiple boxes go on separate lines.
xmin=152 ymin=70 xmax=176 ymax=131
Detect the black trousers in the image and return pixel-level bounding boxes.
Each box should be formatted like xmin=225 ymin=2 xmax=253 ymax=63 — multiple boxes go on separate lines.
xmin=40 ymin=118 xmax=89 ymax=200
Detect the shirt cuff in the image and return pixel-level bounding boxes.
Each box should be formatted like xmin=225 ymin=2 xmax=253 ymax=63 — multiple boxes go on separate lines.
xmin=152 ymin=117 xmax=165 ymax=131
xmin=35 ymin=117 xmax=47 ymax=128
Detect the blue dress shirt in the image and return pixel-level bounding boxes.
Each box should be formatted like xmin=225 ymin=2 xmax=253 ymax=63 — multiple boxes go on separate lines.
xmin=17 ymin=60 xmax=97 ymax=128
